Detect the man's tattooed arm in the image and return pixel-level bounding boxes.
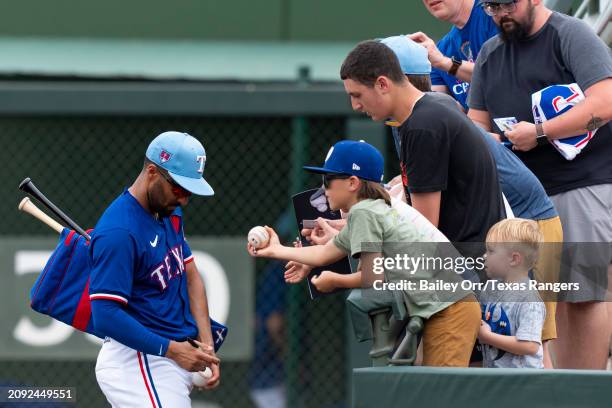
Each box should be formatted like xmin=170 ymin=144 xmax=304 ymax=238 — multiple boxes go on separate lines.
xmin=586 ymin=114 xmax=604 ymax=132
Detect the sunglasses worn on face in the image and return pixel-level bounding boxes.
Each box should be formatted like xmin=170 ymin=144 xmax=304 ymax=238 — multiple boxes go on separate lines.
xmin=482 ymin=0 xmax=518 ymax=16
xmin=322 ymin=173 xmax=351 ymax=189
xmin=157 ymin=167 xmax=192 ymax=198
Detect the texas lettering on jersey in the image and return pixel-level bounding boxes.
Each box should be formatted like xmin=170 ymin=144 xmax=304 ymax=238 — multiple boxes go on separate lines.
xmin=88 ymin=190 xmax=199 ymax=341
xmin=149 ymin=243 xmax=186 ymax=291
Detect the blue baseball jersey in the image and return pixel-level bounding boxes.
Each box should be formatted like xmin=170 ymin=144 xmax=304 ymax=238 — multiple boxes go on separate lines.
xmin=431 ymin=0 xmax=498 ymax=110
xmin=89 ymin=190 xmax=197 ymax=341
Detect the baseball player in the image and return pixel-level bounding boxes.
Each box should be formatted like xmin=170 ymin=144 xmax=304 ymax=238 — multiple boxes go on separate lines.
xmin=89 ymin=131 xmax=220 ymax=407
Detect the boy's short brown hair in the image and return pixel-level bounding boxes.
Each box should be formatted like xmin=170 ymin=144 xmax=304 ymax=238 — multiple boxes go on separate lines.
xmin=486 ymin=218 xmax=544 ymax=269
xmin=340 ymin=40 xmax=407 ymax=87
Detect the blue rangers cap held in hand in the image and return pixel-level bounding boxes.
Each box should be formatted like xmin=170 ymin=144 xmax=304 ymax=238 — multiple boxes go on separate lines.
xmin=146 ymin=131 xmax=214 ymax=196
xmin=303 ymin=140 xmax=384 ymax=183
xmin=380 ymin=35 xmax=431 ymax=75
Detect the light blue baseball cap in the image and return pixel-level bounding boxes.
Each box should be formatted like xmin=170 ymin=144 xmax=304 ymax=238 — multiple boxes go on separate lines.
xmin=146 ymin=131 xmax=214 ymax=196
xmin=380 ymin=35 xmax=431 ymax=75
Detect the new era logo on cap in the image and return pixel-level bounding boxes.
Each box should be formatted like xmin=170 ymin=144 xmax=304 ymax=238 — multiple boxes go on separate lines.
xmin=303 ymin=140 xmax=384 ymax=183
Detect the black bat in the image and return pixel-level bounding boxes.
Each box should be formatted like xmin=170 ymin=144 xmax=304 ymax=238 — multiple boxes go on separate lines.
xmin=18 ymin=177 xmax=91 ymax=241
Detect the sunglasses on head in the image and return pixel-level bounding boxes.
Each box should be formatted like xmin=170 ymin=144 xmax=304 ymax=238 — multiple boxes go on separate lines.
xmin=322 ymin=173 xmax=351 ymax=189
xmin=156 ymin=167 xmax=192 ymax=198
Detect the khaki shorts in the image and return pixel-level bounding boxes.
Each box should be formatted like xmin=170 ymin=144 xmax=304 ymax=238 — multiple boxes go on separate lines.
xmin=422 ymin=294 xmax=481 ymax=367
xmin=533 ymin=216 xmax=563 ymax=341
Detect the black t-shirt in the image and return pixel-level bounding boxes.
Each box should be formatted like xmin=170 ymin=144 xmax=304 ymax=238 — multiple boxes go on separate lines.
xmin=469 ymin=12 xmax=612 ymax=196
xmin=399 ymin=93 xmax=504 ymax=249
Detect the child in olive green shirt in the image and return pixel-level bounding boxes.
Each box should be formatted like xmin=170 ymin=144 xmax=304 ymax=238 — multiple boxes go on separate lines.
xmin=247 ymin=140 xmax=480 ymax=366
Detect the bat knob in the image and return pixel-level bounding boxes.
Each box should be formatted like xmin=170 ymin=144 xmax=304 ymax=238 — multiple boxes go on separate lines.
xmin=18 ymin=177 xmax=32 ymax=191
xmin=18 ymin=197 xmax=31 ymax=211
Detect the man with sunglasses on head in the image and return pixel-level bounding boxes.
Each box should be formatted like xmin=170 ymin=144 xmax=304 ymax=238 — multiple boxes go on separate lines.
xmin=467 ymin=0 xmax=612 ymax=369
xmin=89 ymin=131 xmax=221 ymax=407
xmin=408 ymin=0 xmax=499 ymax=111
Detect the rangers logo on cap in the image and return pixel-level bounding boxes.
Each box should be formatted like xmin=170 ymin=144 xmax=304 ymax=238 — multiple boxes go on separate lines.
xmin=160 ymin=150 xmax=172 ymax=163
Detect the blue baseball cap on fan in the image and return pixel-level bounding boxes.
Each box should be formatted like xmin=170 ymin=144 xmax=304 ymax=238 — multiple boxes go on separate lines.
xmin=303 ymin=140 xmax=384 ymax=183
xmin=380 ymin=35 xmax=431 ymax=75
xmin=146 ymin=131 xmax=214 ymax=196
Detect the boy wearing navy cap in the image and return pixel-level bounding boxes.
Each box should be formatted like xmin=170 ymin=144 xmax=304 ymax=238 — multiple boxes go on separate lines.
xmin=248 ymin=140 xmax=481 ymax=367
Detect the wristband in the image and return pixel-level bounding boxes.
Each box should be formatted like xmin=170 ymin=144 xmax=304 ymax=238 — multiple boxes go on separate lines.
xmin=536 ymin=123 xmax=548 ymax=146
xmin=448 ymin=56 xmax=462 ymax=76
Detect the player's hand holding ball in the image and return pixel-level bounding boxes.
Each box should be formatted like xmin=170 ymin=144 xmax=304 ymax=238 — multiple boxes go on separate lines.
xmin=192 ymin=361 xmax=220 ymax=390
xmin=166 ymin=338 xmax=220 ymax=373
xmin=192 ymin=367 xmax=213 ymax=388
xmin=247 ymin=225 xmax=280 ymax=257
xmin=187 ymin=341 xmax=221 ymax=390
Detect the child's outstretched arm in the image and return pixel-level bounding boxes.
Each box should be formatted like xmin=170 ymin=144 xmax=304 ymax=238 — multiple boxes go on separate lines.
xmin=478 ymin=321 xmax=540 ymax=356
xmin=247 ymin=226 xmax=346 ymax=267
xmin=310 ymin=252 xmax=382 ymax=293
xmin=311 ymin=271 xmax=361 ymax=293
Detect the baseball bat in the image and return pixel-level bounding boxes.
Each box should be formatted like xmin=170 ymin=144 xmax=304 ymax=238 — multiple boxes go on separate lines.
xmin=18 ymin=177 xmax=91 ymax=241
xmin=18 ymin=197 xmax=64 ymax=234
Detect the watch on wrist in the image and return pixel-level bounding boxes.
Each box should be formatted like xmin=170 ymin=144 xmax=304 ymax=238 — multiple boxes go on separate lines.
xmin=536 ymin=123 xmax=548 ymax=146
xmin=448 ymin=56 xmax=462 ymax=76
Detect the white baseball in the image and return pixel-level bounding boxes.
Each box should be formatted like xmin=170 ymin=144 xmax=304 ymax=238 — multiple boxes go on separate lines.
xmin=192 ymin=367 xmax=213 ymax=387
xmin=248 ymin=226 xmax=270 ymax=249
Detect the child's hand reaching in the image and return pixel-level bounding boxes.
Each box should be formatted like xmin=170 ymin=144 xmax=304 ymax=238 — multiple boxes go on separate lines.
xmin=310 ymin=270 xmax=338 ymax=293
xmin=284 ymin=261 xmax=312 ymax=284
xmin=301 ymin=218 xmax=345 ymax=245
xmin=282 ymin=238 xmax=312 ymax=283
xmin=247 ymin=226 xmax=281 ymax=258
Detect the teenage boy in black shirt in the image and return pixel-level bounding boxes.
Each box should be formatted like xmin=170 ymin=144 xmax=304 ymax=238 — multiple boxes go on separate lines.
xmin=340 ymin=40 xmax=504 ymax=258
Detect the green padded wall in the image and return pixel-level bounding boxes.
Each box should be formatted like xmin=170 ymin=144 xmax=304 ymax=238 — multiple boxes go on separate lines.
xmin=353 ymin=366 xmax=612 ymax=408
